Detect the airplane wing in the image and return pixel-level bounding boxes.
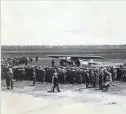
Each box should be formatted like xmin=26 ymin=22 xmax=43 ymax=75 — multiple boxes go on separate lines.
xmin=47 ymin=55 xmax=104 ymax=59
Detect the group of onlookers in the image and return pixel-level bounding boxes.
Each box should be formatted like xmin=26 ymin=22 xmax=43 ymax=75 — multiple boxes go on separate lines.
xmin=1 ymin=56 xmax=39 ymax=67
xmin=1 ymin=61 xmax=126 ymax=91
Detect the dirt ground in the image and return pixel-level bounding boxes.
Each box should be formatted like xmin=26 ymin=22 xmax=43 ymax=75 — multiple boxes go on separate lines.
xmin=1 ymin=80 xmax=126 ymax=114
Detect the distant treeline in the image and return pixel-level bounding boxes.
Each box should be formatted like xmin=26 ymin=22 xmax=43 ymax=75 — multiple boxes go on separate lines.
xmin=1 ymin=45 xmax=126 ymax=51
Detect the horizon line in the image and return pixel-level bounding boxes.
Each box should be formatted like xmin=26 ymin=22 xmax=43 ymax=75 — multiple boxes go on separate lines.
xmin=1 ymin=44 xmax=126 ymax=46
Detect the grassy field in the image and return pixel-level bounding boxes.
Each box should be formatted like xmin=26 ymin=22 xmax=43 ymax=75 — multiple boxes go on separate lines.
xmin=1 ymin=45 xmax=126 ymax=64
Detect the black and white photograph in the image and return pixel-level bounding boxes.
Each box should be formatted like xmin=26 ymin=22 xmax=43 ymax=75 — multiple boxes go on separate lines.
xmin=1 ymin=1 xmax=126 ymax=114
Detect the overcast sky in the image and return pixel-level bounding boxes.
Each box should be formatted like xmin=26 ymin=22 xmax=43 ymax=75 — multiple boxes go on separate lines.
xmin=1 ymin=1 xmax=126 ymax=45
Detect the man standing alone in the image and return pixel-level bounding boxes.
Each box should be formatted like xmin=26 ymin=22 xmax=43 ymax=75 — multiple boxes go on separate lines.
xmin=52 ymin=72 xmax=60 ymax=92
xmin=6 ymin=68 xmax=14 ymax=90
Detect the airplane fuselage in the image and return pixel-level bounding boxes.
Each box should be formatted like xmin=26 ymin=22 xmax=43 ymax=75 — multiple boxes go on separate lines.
xmin=59 ymin=57 xmax=100 ymax=67
xmin=47 ymin=55 xmax=104 ymax=67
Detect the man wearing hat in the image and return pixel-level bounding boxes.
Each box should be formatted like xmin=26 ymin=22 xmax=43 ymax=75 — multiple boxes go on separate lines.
xmin=52 ymin=72 xmax=60 ymax=92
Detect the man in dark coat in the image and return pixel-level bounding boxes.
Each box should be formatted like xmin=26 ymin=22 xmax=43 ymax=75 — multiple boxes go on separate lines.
xmin=32 ymin=69 xmax=36 ymax=86
xmin=117 ymin=66 xmax=121 ymax=80
xmin=20 ymin=67 xmax=25 ymax=81
xmin=85 ymin=70 xmax=90 ymax=88
xmin=52 ymin=72 xmax=60 ymax=92
xmin=36 ymin=57 xmax=38 ymax=62
xmin=99 ymin=69 xmax=104 ymax=89
xmin=52 ymin=59 xmax=54 ymax=67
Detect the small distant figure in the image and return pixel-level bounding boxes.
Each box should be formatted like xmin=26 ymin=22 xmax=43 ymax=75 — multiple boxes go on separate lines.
xmin=36 ymin=57 xmax=38 ymax=62
xmin=52 ymin=59 xmax=54 ymax=67
xmin=31 ymin=57 xmax=33 ymax=63
xmin=3 ymin=57 xmax=5 ymax=60
xmin=29 ymin=57 xmax=33 ymax=63
xmin=32 ymin=69 xmax=36 ymax=86
xmin=25 ymin=58 xmax=28 ymax=66
xmin=51 ymin=72 xmax=60 ymax=92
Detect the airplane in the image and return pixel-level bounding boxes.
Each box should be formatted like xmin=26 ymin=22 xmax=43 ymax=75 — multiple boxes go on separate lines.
xmin=47 ymin=55 xmax=104 ymax=67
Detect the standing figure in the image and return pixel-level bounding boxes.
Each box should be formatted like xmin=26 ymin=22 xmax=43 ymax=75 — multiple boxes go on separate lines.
xmin=94 ymin=70 xmax=99 ymax=88
xmin=25 ymin=57 xmax=28 ymax=66
xmin=6 ymin=68 xmax=14 ymax=90
xmin=85 ymin=70 xmax=90 ymax=88
xmin=52 ymin=59 xmax=54 ymax=67
xmin=29 ymin=57 xmax=33 ymax=63
xmin=31 ymin=57 xmax=33 ymax=63
xmin=90 ymin=70 xmax=95 ymax=88
xmin=52 ymin=72 xmax=60 ymax=92
xmin=36 ymin=57 xmax=38 ymax=62
xmin=32 ymin=69 xmax=36 ymax=86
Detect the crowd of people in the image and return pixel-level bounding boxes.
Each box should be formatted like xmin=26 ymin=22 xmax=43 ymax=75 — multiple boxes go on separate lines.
xmin=1 ymin=56 xmax=126 ymax=92
xmin=1 ymin=56 xmax=39 ymax=67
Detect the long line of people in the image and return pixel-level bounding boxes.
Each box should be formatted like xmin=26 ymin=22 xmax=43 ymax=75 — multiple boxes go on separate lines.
xmin=2 ymin=64 xmax=126 ymax=90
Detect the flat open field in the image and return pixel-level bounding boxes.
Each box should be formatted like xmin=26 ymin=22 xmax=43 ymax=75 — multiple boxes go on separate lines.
xmin=1 ymin=80 xmax=126 ymax=114
xmin=1 ymin=46 xmax=126 ymax=64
